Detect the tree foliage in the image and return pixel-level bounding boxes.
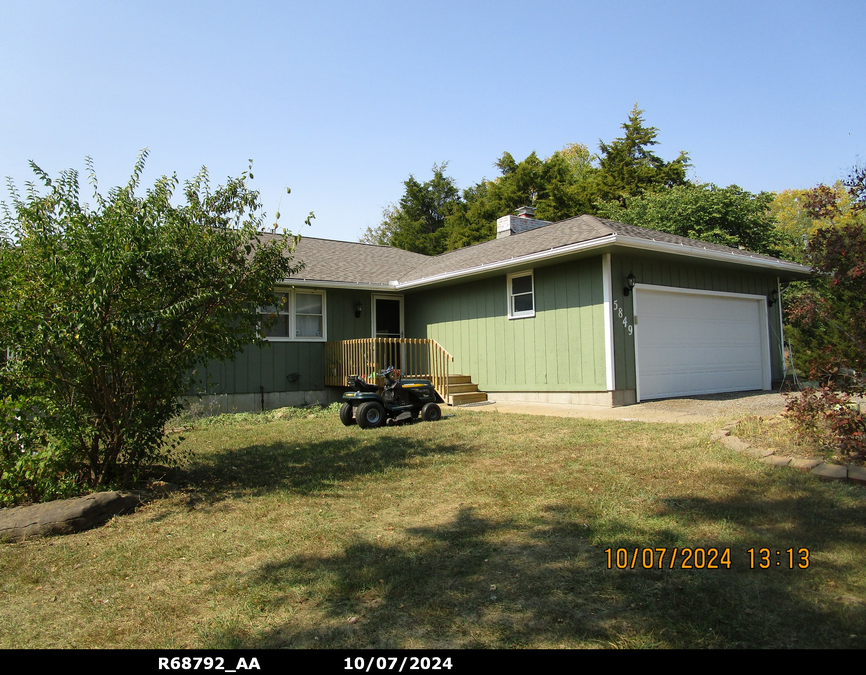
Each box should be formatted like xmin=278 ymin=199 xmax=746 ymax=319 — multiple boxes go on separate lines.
xmin=784 ymin=221 xmax=866 ymax=388
xmin=780 ymin=166 xmax=866 ymax=458
xmin=778 ymin=165 xmax=866 ymax=389
xmin=366 ymin=105 xmax=696 ymax=255
xmin=596 ymin=104 xmax=690 ymax=204
xmin=363 ymin=148 xmax=603 ymax=254
xmin=360 ymin=163 xmax=460 ymax=255
xmin=770 ymin=182 xmax=863 ymax=263
xmin=596 ymin=183 xmax=780 ymax=255
xmin=0 ymin=152 xmax=303 ymax=500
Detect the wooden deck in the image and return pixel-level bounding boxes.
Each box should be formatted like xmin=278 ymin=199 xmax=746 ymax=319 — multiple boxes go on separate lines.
xmin=325 ymin=338 xmax=454 ymax=402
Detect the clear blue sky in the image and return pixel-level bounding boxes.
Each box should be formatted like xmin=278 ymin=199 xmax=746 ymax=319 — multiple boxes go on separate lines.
xmin=1 ymin=1 xmax=863 ymax=242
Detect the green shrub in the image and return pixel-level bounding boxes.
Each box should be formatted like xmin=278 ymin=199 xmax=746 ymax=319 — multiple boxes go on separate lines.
xmin=0 ymin=396 xmax=83 ymax=506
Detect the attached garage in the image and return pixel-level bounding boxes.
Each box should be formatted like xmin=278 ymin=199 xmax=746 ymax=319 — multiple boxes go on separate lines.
xmin=633 ymin=285 xmax=771 ymax=401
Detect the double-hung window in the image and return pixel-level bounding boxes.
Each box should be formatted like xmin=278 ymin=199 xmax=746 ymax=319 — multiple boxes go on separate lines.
xmin=507 ymin=271 xmax=535 ymax=319
xmin=294 ymin=292 xmax=324 ymax=339
xmin=259 ymin=290 xmax=326 ymax=341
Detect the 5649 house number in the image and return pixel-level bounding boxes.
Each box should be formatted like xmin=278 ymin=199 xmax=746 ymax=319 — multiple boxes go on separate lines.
xmin=613 ymin=299 xmax=634 ymax=336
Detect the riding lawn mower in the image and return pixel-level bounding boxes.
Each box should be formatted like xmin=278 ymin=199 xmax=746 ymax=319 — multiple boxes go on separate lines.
xmin=340 ymin=366 xmax=443 ymax=428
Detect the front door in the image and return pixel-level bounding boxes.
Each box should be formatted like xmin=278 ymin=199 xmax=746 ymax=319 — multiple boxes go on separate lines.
xmin=372 ymin=295 xmax=404 ymax=371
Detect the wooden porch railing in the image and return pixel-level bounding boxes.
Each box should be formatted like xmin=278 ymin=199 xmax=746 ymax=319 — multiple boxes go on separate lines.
xmin=325 ymin=338 xmax=454 ymax=402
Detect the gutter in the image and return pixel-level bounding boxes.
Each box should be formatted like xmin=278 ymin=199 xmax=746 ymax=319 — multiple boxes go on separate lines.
xmin=613 ymin=235 xmax=812 ymax=276
xmin=276 ymin=279 xmax=395 ymax=291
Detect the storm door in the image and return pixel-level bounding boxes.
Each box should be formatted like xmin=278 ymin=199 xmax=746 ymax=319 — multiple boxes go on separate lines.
xmin=372 ymin=295 xmax=404 ymax=371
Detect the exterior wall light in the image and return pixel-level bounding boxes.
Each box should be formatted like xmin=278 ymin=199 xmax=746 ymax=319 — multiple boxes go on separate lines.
xmin=355 ymin=301 xmax=363 ymax=318
xmin=768 ymin=289 xmax=779 ymax=307
xmin=623 ymin=272 xmax=637 ymax=296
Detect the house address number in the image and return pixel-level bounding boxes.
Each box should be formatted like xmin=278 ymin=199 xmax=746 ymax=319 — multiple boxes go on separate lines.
xmin=613 ymin=299 xmax=634 ymax=336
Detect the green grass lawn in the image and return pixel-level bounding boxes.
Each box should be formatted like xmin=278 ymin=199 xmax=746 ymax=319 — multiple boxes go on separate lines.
xmin=2 ymin=406 xmax=865 ymax=649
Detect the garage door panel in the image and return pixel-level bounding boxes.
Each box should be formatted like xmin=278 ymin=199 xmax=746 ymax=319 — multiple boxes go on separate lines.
xmin=636 ymin=288 xmax=767 ymax=400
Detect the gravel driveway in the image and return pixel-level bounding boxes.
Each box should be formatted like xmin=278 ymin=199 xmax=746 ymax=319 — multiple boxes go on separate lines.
xmin=463 ymin=390 xmax=791 ymax=424
xmin=629 ymin=390 xmax=790 ymax=419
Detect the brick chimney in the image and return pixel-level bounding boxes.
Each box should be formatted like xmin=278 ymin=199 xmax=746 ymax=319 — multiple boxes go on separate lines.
xmin=496 ymin=206 xmax=551 ymax=238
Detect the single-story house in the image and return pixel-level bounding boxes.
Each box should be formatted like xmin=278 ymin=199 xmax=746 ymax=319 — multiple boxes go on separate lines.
xmin=191 ymin=209 xmax=811 ymax=412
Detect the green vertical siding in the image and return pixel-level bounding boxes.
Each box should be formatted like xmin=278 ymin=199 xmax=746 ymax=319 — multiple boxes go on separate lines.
xmin=610 ymin=254 xmax=784 ymax=391
xmin=193 ymin=288 xmax=374 ymax=395
xmin=405 ymin=257 xmax=608 ymax=392
xmin=193 ymin=253 xmax=787 ymax=399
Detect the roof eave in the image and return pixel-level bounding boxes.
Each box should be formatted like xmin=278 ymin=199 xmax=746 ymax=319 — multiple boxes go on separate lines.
xmin=278 ymin=279 xmax=397 ymax=291
xmin=614 ymin=235 xmax=813 ymax=277
xmin=394 ymin=234 xmax=619 ymax=289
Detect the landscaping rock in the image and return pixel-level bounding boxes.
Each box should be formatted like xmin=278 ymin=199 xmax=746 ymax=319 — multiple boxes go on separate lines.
xmin=721 ymin=436 xmax=752 ymax=453
xmin=715 ymin=419 xmax=865 ymax=491
xmin=848 ymin=465 xmax=866 ymax=487
xmin=760 ymin=455 xmax=792 ymax=467
xmin=0 ymin=491 xmax=149 ymax=542
xmin=710 ymin=429 xmax=729 ymax=442
xmin=789 ymin=458 xmax=823 ymax=473
xmin=743 ymin=446 xmax=774 ymax=458
xmin=811 ymin=463 xmax=848 ymax=482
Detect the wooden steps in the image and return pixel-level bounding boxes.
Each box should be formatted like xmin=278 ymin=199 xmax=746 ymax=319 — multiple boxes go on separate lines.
xmin=446 ymin=374 xmax=488 ymax=406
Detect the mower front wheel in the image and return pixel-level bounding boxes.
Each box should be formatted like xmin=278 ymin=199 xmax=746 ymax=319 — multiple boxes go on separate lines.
xmin=357 ymin=401 xmax=386 ymax=429
xmin=339 ymin=402 xmax=356 ymax=426
xmin=421 ymin=402 xmax=442 ymax=422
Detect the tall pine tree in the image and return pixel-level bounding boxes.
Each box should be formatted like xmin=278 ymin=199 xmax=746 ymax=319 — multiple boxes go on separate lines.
xmin=596 ymin=104 xmax=690 ymax=204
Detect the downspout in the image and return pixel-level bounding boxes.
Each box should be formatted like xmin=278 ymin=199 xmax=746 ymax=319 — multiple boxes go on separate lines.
xmin=602 ymin=254 xmax=615 ymax=391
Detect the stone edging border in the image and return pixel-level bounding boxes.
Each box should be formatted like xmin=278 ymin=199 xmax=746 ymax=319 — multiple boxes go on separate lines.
xmin=712 ymin=421 xmax=866 ymax=487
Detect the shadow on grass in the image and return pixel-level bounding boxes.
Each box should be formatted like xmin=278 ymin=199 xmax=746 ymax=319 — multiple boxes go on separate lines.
xmin=164 ymin=414 xmax=866 ymax=648
xmin=176 ymin=427 xmax=465 ymax=502
xmin=201 ymin=480 xmax=866 ymax=649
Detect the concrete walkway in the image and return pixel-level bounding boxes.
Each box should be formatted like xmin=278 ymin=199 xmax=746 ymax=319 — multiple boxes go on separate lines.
xmin=456 ymin=391 xmax=790 ymax=424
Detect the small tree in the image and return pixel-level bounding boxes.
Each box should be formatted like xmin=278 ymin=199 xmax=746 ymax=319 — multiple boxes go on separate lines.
xmin=0 ymin=152 xmax=305 ymax=496
xmin=784 ymin=221 xmax=866 ymax=386
xmin=782 ymin=180 xmax=866 ymax=460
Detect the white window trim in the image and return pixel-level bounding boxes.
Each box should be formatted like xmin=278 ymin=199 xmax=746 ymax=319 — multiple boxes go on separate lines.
xmin=507 ymin=270 xmax=535 ymax=319
xmin=259 ymin=289 xmax=327 ymax=342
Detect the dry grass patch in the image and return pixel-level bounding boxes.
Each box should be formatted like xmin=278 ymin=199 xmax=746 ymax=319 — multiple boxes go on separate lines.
xmin=2 ymin=408 xmax=865 ymax=649
xmin=733 ymin=415 xmax=835 ymax=462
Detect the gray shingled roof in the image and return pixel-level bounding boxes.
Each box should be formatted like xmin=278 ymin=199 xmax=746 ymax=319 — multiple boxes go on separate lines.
xmin=397 ymin=215 xmax=612 ymax=282
xmin=259 ymin=234 xmax=428 ymax=285
xmin=265 ymin=215 xmax=809 ymax=287
xmin=397 ymin=215 xmax=805 ymax=284
xmin=597 ymin=216 xmax=789 ymax=260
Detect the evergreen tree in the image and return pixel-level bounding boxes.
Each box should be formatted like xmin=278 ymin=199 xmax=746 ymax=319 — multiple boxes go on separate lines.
xmin=365 ymin=106 xmax=691 ymax=254
xmin=596 ymin=104 xmax=690 ymax=204
xmin=360 ymin=163 xmax=460 ymax=255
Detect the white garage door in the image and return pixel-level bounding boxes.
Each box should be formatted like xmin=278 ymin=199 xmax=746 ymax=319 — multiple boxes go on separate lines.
xmin=635 ymin=286 xmax=770 ymax=401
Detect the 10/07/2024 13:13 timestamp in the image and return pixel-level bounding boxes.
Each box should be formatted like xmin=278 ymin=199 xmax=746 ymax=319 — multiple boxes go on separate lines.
xmin=604 ymin=547 xmax=811 ymax=570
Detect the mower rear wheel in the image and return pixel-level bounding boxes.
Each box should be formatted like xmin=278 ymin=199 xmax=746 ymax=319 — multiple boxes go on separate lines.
xmin=357 ymin=401 xmax=386 ymax=429
xmin=339 ymin=402 xmax=356 ymax=426
xmin=421 ymin=402 xmax=442 ymax=422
